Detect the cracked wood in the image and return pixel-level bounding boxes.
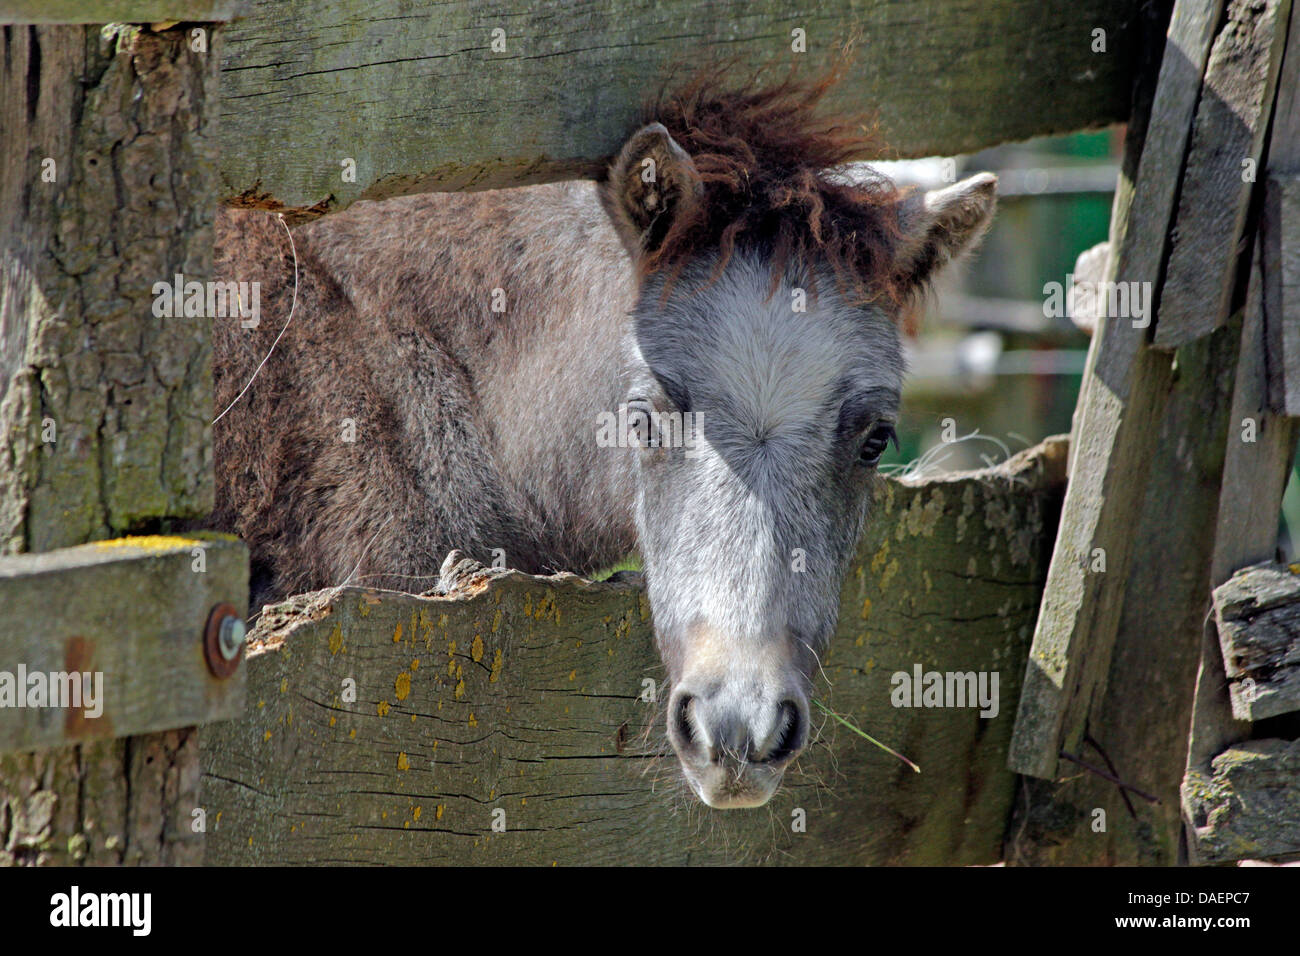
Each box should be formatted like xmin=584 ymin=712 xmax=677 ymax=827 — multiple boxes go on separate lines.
xmin=202 ymin=439 xmax=1066 ymax=865
xmin=217 ymin=0 xmax=1143 ymax=216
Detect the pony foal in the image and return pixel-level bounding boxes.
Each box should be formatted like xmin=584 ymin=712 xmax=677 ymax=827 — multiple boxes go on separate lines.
xmin=210 ymin=75 xmax=996 ymax=808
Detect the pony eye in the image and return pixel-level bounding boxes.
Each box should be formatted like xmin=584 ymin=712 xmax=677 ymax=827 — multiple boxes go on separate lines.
xmin=859 ymin=424 xmax=897 ymax=466
xmin=626 ymin=399 xmax=657 ymax=448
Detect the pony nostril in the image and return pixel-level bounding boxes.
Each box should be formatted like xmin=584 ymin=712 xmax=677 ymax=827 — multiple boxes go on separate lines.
xmin=671 ymin=693 xmax=699 ymax=753
xmin=761 ymin=700 xmax=807 ymax=766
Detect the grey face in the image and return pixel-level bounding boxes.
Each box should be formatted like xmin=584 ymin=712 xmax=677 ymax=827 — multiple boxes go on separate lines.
xmin=624 ymin=249 xmax=904 ymax=808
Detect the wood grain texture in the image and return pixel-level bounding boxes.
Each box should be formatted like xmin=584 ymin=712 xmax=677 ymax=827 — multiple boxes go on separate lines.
xmin=1008 ymin=318 xmax=1243 ymax=864
xmin=0 ymin=24 xmax=219 ymax=553
xmin=1181 ymin=255 xmax=1300 ymax=863
xmin=1154 ymin=0 xmax=1292 ymax=349
xmin=1182 ymin=0 xmax=1300 ymax=866
xmin=217 ymin=0 xmax=1143 ymax=216
xmin=0 ymin=1 xmax=244 ymax=22
xmin=1183 ymin=738 xmax=1300 ymax=863
xmin=1008 ymin=0 xmax=1220 ymax=780
xmin=0 ymin=727 xmax=203 ymax=865
xmin=0 ymin=534 xmax=249 ymax=752
xmin=1214 ymin=562 xmax=1300 ymax=721
xmin=201 ymin=439 xmax=1066 ymax=865
xmin=1263 ymin=176 xmax=1300 ymax=413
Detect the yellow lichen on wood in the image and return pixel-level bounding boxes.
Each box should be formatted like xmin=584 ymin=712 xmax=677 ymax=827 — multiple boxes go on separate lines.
xmin=395 ymin=671 xmax=411 ymax=700
xmin=89 ymin=534 xmax=205 ymax=552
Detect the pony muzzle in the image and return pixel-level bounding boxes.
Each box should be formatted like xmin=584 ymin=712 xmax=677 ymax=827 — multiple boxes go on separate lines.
xmin=666 ymin=680 xmax=809 ymax=809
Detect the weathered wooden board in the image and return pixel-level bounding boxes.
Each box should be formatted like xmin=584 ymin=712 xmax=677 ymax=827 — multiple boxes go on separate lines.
xmin=1214 ymin=562 xmax=1300 ymax=722
xmin=1181 ymin=0 xmax=1300 ymax=866
xmin=1004 ymin=1 xmax=1274 ymax=861
xmin=0 ymin=23 xmax=219 ymax=553
xmin=0 ymin=1 xmax=243 ymax=22
xmin=1183 ymin=738 xmax=1300 ymax=863
xmin=0 ymin=535 xmax=248 ymax=752
xmin=1008 ymin=0 xmax=1222 ymax=781
xmin=1263 ymin=175 xmax=1300 ymax=413
xmin=1181 ymin=258 xmax=1300 ymax=864
xmin=1154 ymin=0 xmax=1292 ymax=349
xmin=216 ymin=0 xmax=1144 ymax=217
xmin=1008 ymin=319 xmax=1244 ymax=864
xmin=202 ymin=439 xmax=1067 ymax=866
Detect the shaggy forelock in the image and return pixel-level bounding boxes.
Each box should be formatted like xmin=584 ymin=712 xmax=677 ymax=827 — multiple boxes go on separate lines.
xmin=639 ymin=63 xmax=906 ymax=307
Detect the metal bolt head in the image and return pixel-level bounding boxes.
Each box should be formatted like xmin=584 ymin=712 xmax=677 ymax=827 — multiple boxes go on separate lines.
xmin=204 ymin=603 xmax=244 ymax=679
xmin=218 ymin=615 xmax=246 ymax=660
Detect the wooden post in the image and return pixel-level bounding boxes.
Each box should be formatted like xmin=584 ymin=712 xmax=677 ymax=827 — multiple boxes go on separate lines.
xmin=1181 ymin=0 xmax=1300 ymax=864
xmin=0 ymin=21 xmax=222 ymax=552
xmin=1009 ymin=0 xmax=1300 ymax=865
xmin=1008 ymin=0 xmax=1229 ymax=781
xmin=0 ymin=12 xmax=242 ymax=867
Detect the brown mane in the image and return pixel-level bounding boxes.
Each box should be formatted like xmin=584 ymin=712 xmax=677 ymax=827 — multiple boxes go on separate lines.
xmin=641 ymin=63 xmax=905 ymax=306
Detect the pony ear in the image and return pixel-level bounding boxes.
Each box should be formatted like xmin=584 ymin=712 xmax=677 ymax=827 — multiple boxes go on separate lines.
xmin=601 ymin=122 xmax=703 ymax=259
xmin=892 ymin=173 xmax=998 ymax=294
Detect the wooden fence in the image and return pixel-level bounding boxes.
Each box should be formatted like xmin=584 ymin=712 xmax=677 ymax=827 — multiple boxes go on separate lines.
xmin=201 ymin=441 xmax=1064 ymax=865
xmin=2 ymin=0 xmax=1299 ymax=866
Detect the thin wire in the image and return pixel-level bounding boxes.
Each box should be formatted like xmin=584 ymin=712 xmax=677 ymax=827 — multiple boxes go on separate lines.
xmin=212 ymin=213 xmax=299 ymax=426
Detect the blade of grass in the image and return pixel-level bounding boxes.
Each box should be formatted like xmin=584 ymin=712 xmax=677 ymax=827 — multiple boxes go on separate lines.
xmin=813 ymin=699 xmax=920 ymax=773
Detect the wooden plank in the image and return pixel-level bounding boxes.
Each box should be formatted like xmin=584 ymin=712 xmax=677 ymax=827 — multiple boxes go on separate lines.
xmin=1181 ymin=258 xmax=1300 ymax=863
xmin=0 ymin=1 xmax=243 ymax=22
xmin=1182 ymin=0 xmax=1300 ymax=866
xmin=1213 ymin=562 xmax=1300 ymax=721
xmin=1263 ymin=175 xmax=1300 ymax=413
xmin=0 ymin=534 xmax=248 ymax=752
xmin=1264 ymin=0 xmax=1300 ymax=412
xmin=216 ymin=0 xmax=1144 ymax=216
xmin=0 ymin=23 xmax=219 ymax=552
xmin=1005 ymin=0 xmax=1276 ymax=855
xmin=1183 ymin=738 xmax=1300 ymax=863
xmin=1008 ymin=0 xmax=1224 ymax=780
xmin=1008 ymin=320 xmax=1245 ymax=863
xmin=1154 ymin=0 xmax=1292 ymax=349
xmin=202 ymin=440 xmax=1067 ymax=865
